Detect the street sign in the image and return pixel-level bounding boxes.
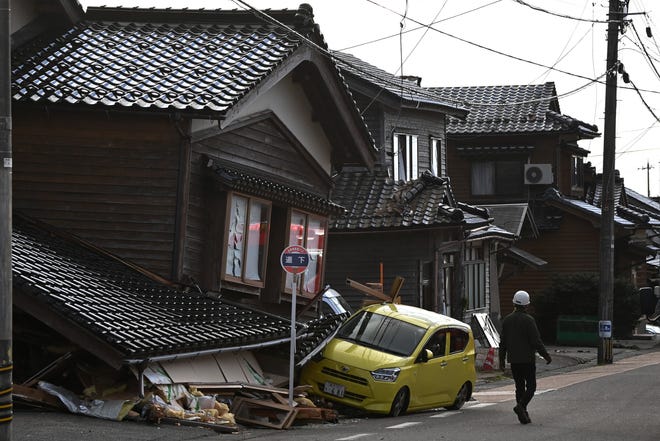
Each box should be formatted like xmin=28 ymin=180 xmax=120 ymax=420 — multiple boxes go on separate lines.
xmin=599 ymin=320 xmax=612 ymax=338
xmin=280 ymin=245 xmax=309 ymax=274
xmin=280 ymin=244 xmax=309 ymax=407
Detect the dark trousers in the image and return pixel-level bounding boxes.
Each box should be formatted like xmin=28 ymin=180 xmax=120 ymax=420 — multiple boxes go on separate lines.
xmin=511 ymin=362 xmax=537 ymax=409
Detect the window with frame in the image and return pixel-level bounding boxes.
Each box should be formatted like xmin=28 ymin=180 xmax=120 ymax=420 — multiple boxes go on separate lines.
xmin=471 ymin=160 xmax=524 ymax=196
xmin=464 ymin=243 xmax=486 ymax=310
xmin=286 ymin=210 xmax=328 ymax=297
xmin=430 ymin=137 xmax=446 ymax=177
xmin=224 ymin=194 xmax=271 ymax=287
xmin=448 ymin=328 xmax=470 ymax=353
xmin=393 ymin=133 xmax=418 ymax=181
xmin=571 ymin=155 xmax=584 ymax=188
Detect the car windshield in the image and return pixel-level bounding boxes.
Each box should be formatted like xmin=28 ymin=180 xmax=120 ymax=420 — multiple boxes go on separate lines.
xmin=337 ymin=310 xmax=426 ymax=357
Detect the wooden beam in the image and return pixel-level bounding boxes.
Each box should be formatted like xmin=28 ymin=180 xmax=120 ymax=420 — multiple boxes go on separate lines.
xmin=346 ymin=278 xmax=390 ymax=302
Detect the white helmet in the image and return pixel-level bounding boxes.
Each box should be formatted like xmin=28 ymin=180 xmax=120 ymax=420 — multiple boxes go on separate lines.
xmin=513 ymin=290 xmax=530 ymax=306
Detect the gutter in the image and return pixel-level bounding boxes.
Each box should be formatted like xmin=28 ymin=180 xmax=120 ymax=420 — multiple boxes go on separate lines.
xmin=124 ymin=337 xmax=292 ymax=365
xmin=126 ymin=337 xmax=293 ymax=397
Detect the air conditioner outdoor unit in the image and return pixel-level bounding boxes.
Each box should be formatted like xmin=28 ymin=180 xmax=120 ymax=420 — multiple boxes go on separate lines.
xmin=524 ymin=164 xmax=553 ymax=185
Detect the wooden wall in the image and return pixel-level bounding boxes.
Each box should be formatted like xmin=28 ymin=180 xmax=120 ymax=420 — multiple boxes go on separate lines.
xmin=498 ymin=213 xmax=600 ymax=317
xmin=12 ymin=108 xmax=181 ymax=278
xmin=185 ymin=117 xmax=334 ymax=297
xmin=446 ymin=133 xmax=582 ymax=203
xmin=325 ymin=228 xmax=461 ymax=310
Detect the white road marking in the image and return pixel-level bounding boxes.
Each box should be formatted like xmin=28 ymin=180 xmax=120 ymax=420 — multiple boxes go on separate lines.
xmin=466 ymin=402 xmax=497 ymax=408
xmin=473 ymin=389 xmax=554 ymax=396
xmin=386 ymin=422 xmax=422 ymax=429
xmin=336 ymin=434 xmax=377 ymax=440
xmin=430 ymin=410 xmax=462 ymax=418
xmin=536 ymin=388 xmax=557 ymax=395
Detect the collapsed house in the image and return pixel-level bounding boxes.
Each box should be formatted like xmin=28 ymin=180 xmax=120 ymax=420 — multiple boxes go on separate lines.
xmin=10 ymin=1 xmax=371 ymax=430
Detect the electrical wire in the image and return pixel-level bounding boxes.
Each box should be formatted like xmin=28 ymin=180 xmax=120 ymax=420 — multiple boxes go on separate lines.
xmin=530 ymin=26 xmax=593 ymax=84
xmin=340 ymin=0 xmax=503 ymax=52
xmin=529 ymin=0 xmax=592 ymax=84
xmin=629 ymin=79 xmax=660 ymax=123
xmin=231 ymin=0 xmax=660 ymax=110
xmin=630 ymin=21 xmax=660 ymax=81
xmin=361 ymin=0 xmax=622 ymax=86
xmin=511 ymin=0 xmax=618 ymax=24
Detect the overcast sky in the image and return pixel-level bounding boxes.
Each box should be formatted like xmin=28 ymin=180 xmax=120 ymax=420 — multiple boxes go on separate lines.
xmin=78 ymin=0 xmax=660 ymax=197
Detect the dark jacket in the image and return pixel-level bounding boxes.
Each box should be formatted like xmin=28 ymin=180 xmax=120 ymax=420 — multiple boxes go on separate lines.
xmin=499 ymin=308 xmax=550 ymax=364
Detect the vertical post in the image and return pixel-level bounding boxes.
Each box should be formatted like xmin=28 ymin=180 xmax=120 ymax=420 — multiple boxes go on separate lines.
xmin=645 ymin=160 xmax=650 ymax=197
xmin=598 ymin=0 xmax=625 ymax=365
xmin=288 ymin=274 xmax=298 ymax=407
xmin=0 ymin=0 xmax=12 ymax=438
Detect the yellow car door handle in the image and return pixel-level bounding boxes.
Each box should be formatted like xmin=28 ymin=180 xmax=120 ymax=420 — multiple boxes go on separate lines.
xmin=440 ymin=361 xmax=448 ymax=367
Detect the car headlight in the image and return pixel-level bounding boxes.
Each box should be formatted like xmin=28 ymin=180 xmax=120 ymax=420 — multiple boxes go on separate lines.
xmin=370 ymin=367 xmax=401 ymax=382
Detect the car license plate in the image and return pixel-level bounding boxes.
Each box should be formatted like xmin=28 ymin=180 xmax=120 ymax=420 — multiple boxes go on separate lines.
xmin=323 ymin=381 xmax=345 ymax=398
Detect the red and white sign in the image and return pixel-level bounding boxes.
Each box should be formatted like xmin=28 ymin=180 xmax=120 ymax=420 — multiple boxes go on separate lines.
xmin=280 ymin=245 xmax=309 ymax=274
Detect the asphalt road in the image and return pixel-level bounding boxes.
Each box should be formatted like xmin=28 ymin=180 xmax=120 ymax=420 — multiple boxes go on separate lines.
xmin=10 ymin=347 xmax=660 ymax=441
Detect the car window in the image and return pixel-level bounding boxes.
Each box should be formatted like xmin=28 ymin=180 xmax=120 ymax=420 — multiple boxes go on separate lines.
xmin=337 ymin=311 xmax=426 ymax=357
xmin=423 ymin=330 xmax=447 ymax=358
xmin=448 ymin=328 xmax=470 ymax=354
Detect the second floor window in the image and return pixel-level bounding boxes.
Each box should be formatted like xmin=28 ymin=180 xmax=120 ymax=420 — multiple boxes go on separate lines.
xmin=224 ymin=194 xmax=271 ymax=287
xmin=471 ymin=160 xmax=523 ymax=196
xmin=286 ymin=210 xmax=328 ymax=297
xmin=430 ymin=137 xmax=445 ymax=177
xmin=393 ymin=133 xmax=418 ymax=181
xmin=572 ymin=155 xmax=584 ymax=188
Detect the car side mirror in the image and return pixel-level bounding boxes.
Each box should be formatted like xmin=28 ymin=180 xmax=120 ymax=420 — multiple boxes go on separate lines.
xmin=417 ymin=349 xmax=434 ymax=363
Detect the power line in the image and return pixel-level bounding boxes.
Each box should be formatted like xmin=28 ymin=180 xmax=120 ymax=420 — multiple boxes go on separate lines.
xmin=340 ymin=0 xmax=503 ymax=52
xmin=511 ymin=0 xmax=618 ymax=24
xmin=232 ymin=0 xmax=660 ymax=111
xmin=362 ymin=0 xmax=660 ymax=95
xmin=630 ymin=21 xmax=660 ymax=81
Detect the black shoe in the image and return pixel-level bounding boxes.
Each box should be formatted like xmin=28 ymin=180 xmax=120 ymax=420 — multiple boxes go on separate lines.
xmin=513 ymin=405 xmax=531 ymax=424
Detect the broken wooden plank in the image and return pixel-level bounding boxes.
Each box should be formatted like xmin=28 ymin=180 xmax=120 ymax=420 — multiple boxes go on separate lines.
xmin=232 ymin=397 xmax=298 ymax=429
xmin=294 ymin=407 xmax=338 ymax=423
xmin=22 ymin=352 xmax=74 ymax=387
xmin=13 ymin=384 xmax=66 ymax=410
xmin=346 ymin=278 xmax=390 ymax=301
xmin=154 ymin=417 xmax=239 ymax=433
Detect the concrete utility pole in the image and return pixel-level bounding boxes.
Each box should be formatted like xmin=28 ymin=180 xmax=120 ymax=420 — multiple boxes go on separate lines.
xmin=598 ymin=0 xmax=627 ymax=365
xmin=638 ymin=160 xmax=653 ymax=197
xmin=0 ymin=0 xmax=11 ymax=438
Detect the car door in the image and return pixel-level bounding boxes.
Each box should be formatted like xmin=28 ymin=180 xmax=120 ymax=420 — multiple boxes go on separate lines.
xmin=410 ymin=328 xmax=452 ymax=408
xmin=443 ymin=327 xmax=474 ymax=400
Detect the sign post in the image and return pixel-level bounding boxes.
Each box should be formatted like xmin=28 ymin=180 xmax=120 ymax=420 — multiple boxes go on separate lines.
xmin=280 ymin=245 xmax=309 ymax=407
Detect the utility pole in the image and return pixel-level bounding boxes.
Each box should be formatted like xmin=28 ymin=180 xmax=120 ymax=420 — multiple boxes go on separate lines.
xmin=598 ymin=0 xmax=627 ymax=365
xmin=638 ymin=160 xmax=653 ymax=197
xmin=0 ymin=0 xmax=11 ymax=438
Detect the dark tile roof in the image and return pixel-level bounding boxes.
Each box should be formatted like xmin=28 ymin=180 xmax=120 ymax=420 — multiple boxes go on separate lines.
xmin=542 ymin=188 xmax=646 ymax=229
xmin=333 ymin=51 xmax=468 ymax=116
xmin=330 ymin=169 xmax=490 ymax=231
xmin=428 ymin=82 xmax=600 ymax=138
xmin=11 ymin=5 xmax=315 ymax=116
xmin=12 ymin=215 xmax=297 ymax=364
xmin=295 ymin=313 xmax=349 ymax=365
xmin=481 ymin=203 xmax=533 ymax=237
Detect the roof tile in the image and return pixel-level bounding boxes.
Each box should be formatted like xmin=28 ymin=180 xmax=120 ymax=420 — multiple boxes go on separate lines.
xmin=428 ymin=83 xmax=599 ymax=138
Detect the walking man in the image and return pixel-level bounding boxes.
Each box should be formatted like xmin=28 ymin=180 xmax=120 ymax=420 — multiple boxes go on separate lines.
xmin=499 ymin=290 xmax=552 ymax=424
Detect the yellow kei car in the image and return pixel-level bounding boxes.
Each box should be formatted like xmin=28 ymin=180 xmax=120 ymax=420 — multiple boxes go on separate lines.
xmin=300 ymin=303 xmax=477 ymax=417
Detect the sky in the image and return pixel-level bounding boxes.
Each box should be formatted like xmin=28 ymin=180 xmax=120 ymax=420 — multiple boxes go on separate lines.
xmin=77 ymin=0 xmax=660 ymax=198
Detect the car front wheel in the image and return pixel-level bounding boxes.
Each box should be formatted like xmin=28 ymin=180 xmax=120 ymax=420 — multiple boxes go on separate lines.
xmin=446 ymin=382 xmax=470 ymax=410
xmin=389 ymin=387 xmax=410 ymax=417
